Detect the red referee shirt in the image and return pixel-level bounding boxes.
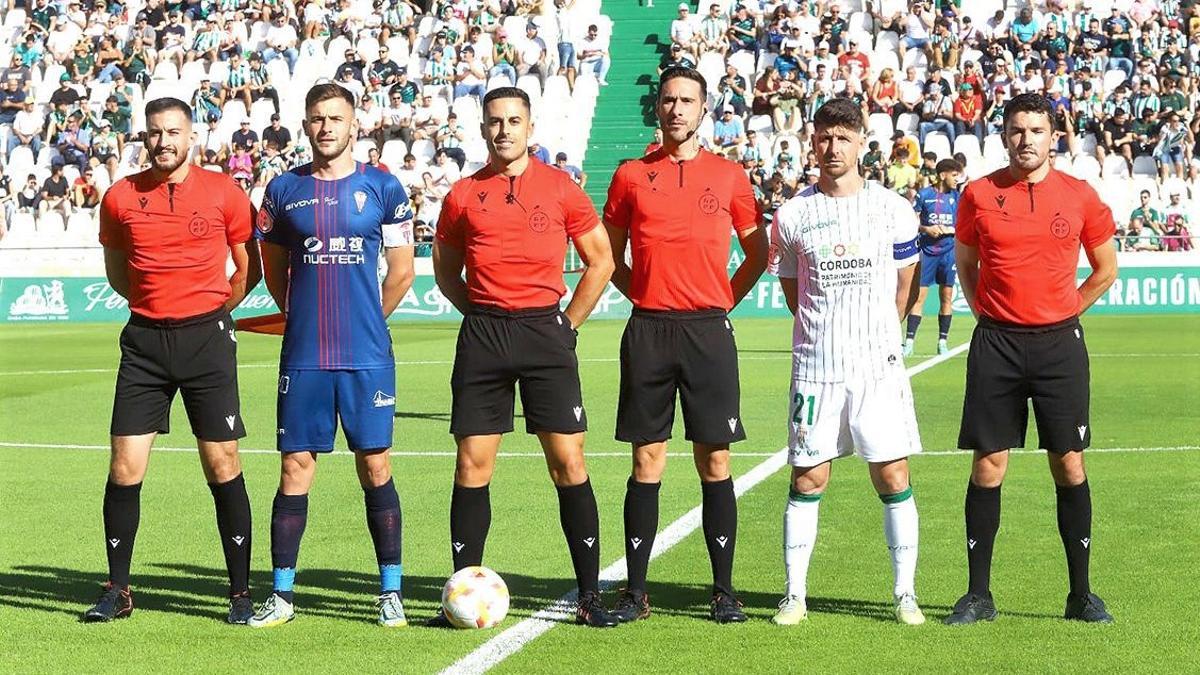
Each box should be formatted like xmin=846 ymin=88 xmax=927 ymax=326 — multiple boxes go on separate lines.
xmin=99 ymin=167 xmax=253 ymax=320
xmin=436 ymin=159 xmax=599 ymax=310
xmin=604 ymin=149 xmax=761 ymax=311
xmin=956 ymin=168 xmax=1114 ymax=326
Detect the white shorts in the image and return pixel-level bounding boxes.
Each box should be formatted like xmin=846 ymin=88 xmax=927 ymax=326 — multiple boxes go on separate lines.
xmin=788 ymin=372 xmax=922 ymax=467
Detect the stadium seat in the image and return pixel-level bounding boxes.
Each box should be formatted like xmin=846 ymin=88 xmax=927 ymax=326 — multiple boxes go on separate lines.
xmin=875 ymin=31 xmax=899 ymax=55
xmin=953 ymin=134 xmax=981 ymax=158
xmin=895 ymin=112 xmax=919 ymax=134
xmin=352 ymin=140 xmax=375 ymax=163
xmin=1132 ymin=156 xmax=1158 ymax=178
xmin=517 ymin=74 xmax=543 ymax=103
xmin=1078 ymin=133 xmax=1098 ymax=155
xmin=982 ymin=134 xmax=1006 ymax=164
xmin=1102 ymin=69 xmax=1126 ymax=95
xmin=249 ymin=186 xmax=266 ymax=209
xmin=1071 ymin=155 xmax=1102 ymax=181
xmin=381 ymin=139 xmax=408 ymax=167
xmin=728 ymin=50 xmax=755 ymax=84
xmin=38 ymin=212 xmax=65 ymax=234
xmin=1102 ymin=154 xmax=1129 ymax=178
xmin=867 ymin=113 xmax=893 ymax=142
xmin=411 ymin=139 xmax=436 ymax=164
xmin=901 ymin=49 xmax=928 ymax=71
xmin=747 ymin=114 xmax=774 ymax=136
xmin=923 ymin=133 xmax=952 ymax=160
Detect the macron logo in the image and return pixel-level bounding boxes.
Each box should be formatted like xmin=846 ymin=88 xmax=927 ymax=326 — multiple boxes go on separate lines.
xmin=225 ymin=415 xmax=237 ymax=430
xmin=373 ymin=391 xmax=396 ymax=408
xmin=716 ymin=536 xmax=728 ymax=549
xmin=968 ymin=538 xmax=977 ymax=550
xmin=232 ymin=536 xmax=245 ymax=546
xmin=1081 ymin=537 xmax=1090 ymax=549
xmin=584 ymin=537 xmax=596 ymax=548
xmin=573 ymin=406 xmax=583 ymax=422
xmin=630 ymin=537 xmax=642 ymax=550
xmin=108 ymin=538 xmax=121 ymax=549
xmin=727 ymin=418 xmax=738 ymax=433
xmin=1077 ymin=425 xmax=1087 ymax=440
xmin=452 ymin=541 xmax=465 ymax=553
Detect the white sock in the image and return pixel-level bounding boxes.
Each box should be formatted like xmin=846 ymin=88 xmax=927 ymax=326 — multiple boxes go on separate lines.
xmin=881 ymin=488 xmax=919 ymax=598
xmin=784 ymin=491 xmax=821 ymax=599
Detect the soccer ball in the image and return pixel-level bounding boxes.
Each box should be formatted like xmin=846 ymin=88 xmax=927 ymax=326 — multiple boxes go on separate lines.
xmin=440 ymin=566 xmax=510 ymax=629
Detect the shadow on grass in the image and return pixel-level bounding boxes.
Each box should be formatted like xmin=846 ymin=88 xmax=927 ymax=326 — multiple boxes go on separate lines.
xmin=393 ymin=411 xmax=451 ymax=422
xmin=0 ymin=564 xmax=1061 ymax=625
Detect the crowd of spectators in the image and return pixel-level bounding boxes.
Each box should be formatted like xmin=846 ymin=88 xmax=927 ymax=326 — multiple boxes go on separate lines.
xmin=0 ymin=0 xmax=607 ymax=241
xmin=656 ymin=0 xmax=1200 ymax=251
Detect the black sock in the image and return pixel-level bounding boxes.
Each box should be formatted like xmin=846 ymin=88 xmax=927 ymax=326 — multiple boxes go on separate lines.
xmin=450 ymin=484 xmax=490 ymax=570
xmin=209 ymin=473 xmax=252 ymax=597
xmin=701 ymin=477 xmax=737 ymax=596
xmin=364 ymin=478 xmax=403 ymax=593
xmin=905 ymin=314 xmax=922 ymax=340
xmin=965 ymin=481 xmax=1001 ymax=597
xmin=103 ymin=480 xmax=142 ymax=589
xmin=270 ymin=492 xmax=308 ymax=603
xmin=938 ymin=313 xmax=952 ymax=340
xmin=1056 ymin=480 xmax=1092 ymax=597
xmin=623 ymin=478 xmax=661 ymax=593
xmin=556 ymin=478 xmax=601 ymax=595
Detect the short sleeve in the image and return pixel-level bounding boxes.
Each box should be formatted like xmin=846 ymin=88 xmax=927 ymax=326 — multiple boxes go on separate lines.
xmin=561 ymin=176 xmax=599 ymax=239
xmin=98 ymin=186 xmax=125 ymax=249
xmin=380 ymin=173 xmax=415 ymax=247
xmin=955 ymin=182 xmax=980 ymax=247
xmin=730 ymin=166 xmax=761 ymax=234
xmin=912 ymin=188 xmax=925 ymax=218
xmin=602 ymin=163 xmax=632 ymax=229
xmin=435 ymin=187 xmax=465 ymax=248
xmin=222 ymin=176 xmax=253 ymax=245
xmin=254 ymin=176 xmax=286 ymax=245
xmin=1080 ymin=185 xmax=1115 ymax=250
xmin=891 ymin=193 xmax=920 ymax=267
xmin=767 ymin=204 xmax=798 ymax=279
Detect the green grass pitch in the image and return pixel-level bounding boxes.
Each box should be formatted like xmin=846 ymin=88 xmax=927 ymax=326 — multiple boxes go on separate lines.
xmin=1 ymin=315 xmax=1197 ymax=672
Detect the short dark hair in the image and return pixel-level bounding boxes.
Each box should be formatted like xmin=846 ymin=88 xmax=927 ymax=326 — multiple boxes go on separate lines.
xmin=659 ymin=66 xmax=708 ymax=101
xmin=482 ymin=86 xmax=531 ymax=111
xmin=305 ymin=82 xmax=356 ymax=110
xmin=1002 ymin=92 xmax=1054 ymax=131
xmin=144 ymin=97 xmax=192 ymax=121
xmin=935 ymin=158 xmax=961 ymax=174
xmin=812 ymin=97 xmax=864 ymax=132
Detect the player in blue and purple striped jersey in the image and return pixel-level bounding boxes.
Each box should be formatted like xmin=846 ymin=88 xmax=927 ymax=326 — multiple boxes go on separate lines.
xmin=904 ymin=159 xmax=962 ymax=357
xmin=249 ymin=83 xmax=416 ymax=628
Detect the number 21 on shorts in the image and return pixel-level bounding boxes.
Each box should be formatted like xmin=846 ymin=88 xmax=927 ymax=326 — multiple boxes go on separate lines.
xmin=792 ymin=392 xmax=815 ymax=426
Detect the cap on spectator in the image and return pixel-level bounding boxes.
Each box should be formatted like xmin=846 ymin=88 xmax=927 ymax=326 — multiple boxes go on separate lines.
xmin=722 ymin=104 xmax=734 ymax=113
xmin=817 ymin=41 xmax=829 ymax=50
xmin=782 ymin=38 xmax=801 ymax=49
xmin=526 ymin=21 xmax=538 ymax=30
xmin=59 ymin=72 xmax=71 ymax=82
xmin=671 ymin=43 xmax=682 ymax=51
xmin=960 ymin=83 xmax=972 ymax=91
xmin=240 ymin=119 xmax=251 ymax=125
xmin=678 ymin=2 xmax=688 ymax=9
xmin=1169 ymin=19 xmax=1180 ymax=28
xmin=135 ymin=11 xmax=147 ymax=21
xmin=555 ymin=151 xmax=568 ymax=161
xmin=98 ymin=118 xmax=111 ymax=127
xmin=51 ymin=158 xmax=65 ymax=168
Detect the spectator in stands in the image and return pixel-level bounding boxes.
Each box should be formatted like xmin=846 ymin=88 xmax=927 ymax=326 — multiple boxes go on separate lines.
xmin=699 ymin=3 xmax=729 ymax=57
xmin=552 ymin=151 xmax=587 ymax=187
xmin=773 ymin=69 xmax=805 ymax=134
xmin=490 ymin=29 xmax=518 ymax=85
xmin=192 ymin=78 xmax=223 ymax=124
xmin=2 ymin=54 xmax=32 ymax=92
xmin=892 ymin=129 xmax=920 ymax=167
xmin=40 ymin=161 xmax=72 ymax=219
xmin=670 ymin=3 xmax=701 ymax=61
xmin=158 ymin=10 xmax=189 ymax=71
xmin=262 ymin=114 xmax=294 ymax=157
xmin=245 ymin=53 xmax=281 ymax=115
xmin=930 ymin=17 xmax=959 ymax=70
xmin=660 ymin=43 xmax=696 ymax=74
xmin=7 ymin=99 xmax=42 ymax=160
xmin=365 ymin=146 xmax=391 ymax=174
xmin=1132 ymin=107 xmax=1158 ymax=159
xmin=231 ymin=118 xmax=259 ymax=155
xmin=727 ymin=5 xmax=757 ymax=56
xmin=869 ymin=67 xmax=899 ymax=117
xmin=984 ymin=87 xmax=1008 ymax=135
xmin=436 ymin=112 xmax=466 ymax=170
xmin=91 ymin=119 xmax=120 ymax=177
xmin=412 ymin=92 xmax=442 ymax=141
xmin=357 ymin=92 xmax=385 ymax=148
xmin=895 ymin=65 xmax=924 ymax=125
xmin=17 ymin=174 xmax=42 ymax=213
xmin=1164 ymin=208 xmax=1194 ymax=251
xmin=713 ymin=104 xmax=746 ymax=157
xmin=370 ymin=45 xmax=403 ymax=87
xmin=263 ymin=12 xmax=300 ymax=74
xmin=1130 ymin=189 xmax=1166 ymax=237
xmin=1009 ymin=6 xmax=1040 ymax=50
xmin=337 ymin=64 xmax=366 ymax=104
xmin=898 ymin=1 xmax=933 ymax=64
xmin=381 ymin=89 xmax=415 ymax=146
xmin=454 ymin=46 xmax=487 ymax=102
xmin=1155 ymin=113 xmax=1192 ymax=181
xmin=917 ymin=81 xmax=954 ymax=146
xmin=885 ymin=145 xmax=918 ymax=197
xmin=228 ymin=145 xmax=255 ymax=190
xmin=863 ymin=140 xmax=884 ymax=182
xmin=518 ymin=21 xmax=549 ymax=85
xmin=0 ymin=77 xmax=25 ymax=126
xmin=838 ymin=38 xmax=870 ymax=83
xmin=578 ymin=23 xmax=611 ymax=86
xmin=1101 ymin=107 xmax=1136 ymax=172
xmin=71 ymin=167 xmax=100 ymax=209
xmin=56 ymin=114 xmax=91 ymax=173
xmin=1104 ymin=7 xmax=1136 ymax=78
xmin=392 ymin=68 xmax=420 ymax=104
xmin=717 ymin=63 xmax=749 ymax=117
xmin=953 ymin=82 xmax=984 ymax=145
xmin=644 ymin=128 xmax=663 ymax=155
xmin=1125 ymin=216 xmax=1162 ymax=251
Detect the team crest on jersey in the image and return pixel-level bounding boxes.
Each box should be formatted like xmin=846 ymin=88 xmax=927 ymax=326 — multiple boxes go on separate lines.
xmin=1050 ymin=215 xmax=1070 ymax=239
xmin=529 ymin=209 xmax=550 ymax=233
xmin=698 ymin=190 xmax=720 ymax=215
xmin=188 ymin=215 xmax=211 ymax=238
xmin=768 ymin=242 xmax=781 ymax=267
xmin=354 ymin=190 xmax=368 ymax=214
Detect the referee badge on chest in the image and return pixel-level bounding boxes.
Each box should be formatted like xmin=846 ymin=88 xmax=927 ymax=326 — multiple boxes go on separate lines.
xmin=188 ymin=214 xmax=211 ymax=238
xmin=354 ymin=190 xmax=368 ymax=214
xmin=698 ymin=189 xmax=720 ymax=215
xmin=529 ymin=208 xmax=550 ymax=233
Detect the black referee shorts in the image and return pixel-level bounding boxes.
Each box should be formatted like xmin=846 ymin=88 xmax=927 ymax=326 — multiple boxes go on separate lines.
xmin=958 ymin=316 xmax=1090 ymax=454
xmin=449 ymin=304 xmax=586 ymax=436
xmin=111 ymin=307 xmax=246 ymax=441
xmin=616 ymin=309 xmax=745 ymax=446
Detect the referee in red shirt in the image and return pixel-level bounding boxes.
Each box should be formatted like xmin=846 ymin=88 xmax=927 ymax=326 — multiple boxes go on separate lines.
xmin=432 ymin=87 xmax=618 ymax=627
xmin=603 ymin=66 xmax=766 ymax=624
xmin=84 ymin=98 xmax=261 ymax=624
xmin=946 ymin=93 xmax=1118 ymax=626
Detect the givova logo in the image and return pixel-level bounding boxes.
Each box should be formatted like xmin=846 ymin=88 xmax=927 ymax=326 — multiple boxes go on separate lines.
xmin=8 ymin=281 xmax=69 ymax=321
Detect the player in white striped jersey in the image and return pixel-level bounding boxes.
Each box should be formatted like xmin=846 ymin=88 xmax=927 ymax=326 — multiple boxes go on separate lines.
xmin=766 ymin=98 xmax=925 ymax=626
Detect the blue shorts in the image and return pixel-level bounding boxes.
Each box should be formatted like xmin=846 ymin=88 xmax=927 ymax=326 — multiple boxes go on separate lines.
xmin=276 ymin=368 xmax=395 ymax=452
xmin=558 ymin=42 xmax=576 ymax=68
xmin=920 ymin=250 xmax=957 ymax=287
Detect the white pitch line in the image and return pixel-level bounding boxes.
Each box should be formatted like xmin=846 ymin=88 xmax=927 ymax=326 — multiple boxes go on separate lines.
xmin=437 ymin=344 xmax=969 ymax=675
